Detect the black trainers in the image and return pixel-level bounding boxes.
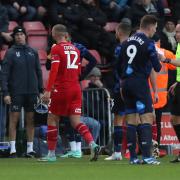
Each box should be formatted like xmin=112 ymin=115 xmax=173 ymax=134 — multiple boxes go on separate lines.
xmin=170 ymin=155 xmax=180 ymax=163
xmin=9 ymin=152 xmax=17 ymax=158
xmin=25 ymin=151 xmax=36 ymax=158
xmin=90 ymin=145 xmax=101 ymax=162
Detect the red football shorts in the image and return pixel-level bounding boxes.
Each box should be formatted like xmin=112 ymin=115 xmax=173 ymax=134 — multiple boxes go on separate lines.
xmin=48 ymin=84 xmax=82 ymax=116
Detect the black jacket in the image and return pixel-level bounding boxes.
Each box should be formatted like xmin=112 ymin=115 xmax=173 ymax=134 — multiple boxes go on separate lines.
xmin=2 ymin=44 xmax=43 ymax=96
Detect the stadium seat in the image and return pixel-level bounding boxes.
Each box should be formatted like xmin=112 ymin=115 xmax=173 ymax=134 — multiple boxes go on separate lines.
xmin=89 ymin=49 xmax=101 ymax=64
xmin=28 ymin=36 xmax=48 ymax=50
xmin=41 ymin=65 xmax=49 ymax=87
xmin=104 ymin=22 xmax=119 ymax=32
xmin=23 ymin=21 xmax=48 ymax=35
xmin=0 ymin=49 xmax=7 ymax=60
xmin=8 ymin=21 xmax=18 ymax=33
xmin=38 ymin=49 xmax=47 ymax=65
xmin=81 ymin=49 xmax=101 ymax=67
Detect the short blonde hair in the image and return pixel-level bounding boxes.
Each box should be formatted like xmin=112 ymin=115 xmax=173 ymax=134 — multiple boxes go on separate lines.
xmin=52 ymin=24 xmax=68 ymax=37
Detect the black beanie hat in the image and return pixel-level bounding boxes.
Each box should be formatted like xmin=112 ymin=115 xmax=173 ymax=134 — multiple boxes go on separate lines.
xmin=12 ymin=26 xmax=26 ymax=37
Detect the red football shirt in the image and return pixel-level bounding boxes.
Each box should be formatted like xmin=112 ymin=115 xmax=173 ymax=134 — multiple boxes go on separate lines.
xmin=46 ymin=42 xmax=81 ymax=91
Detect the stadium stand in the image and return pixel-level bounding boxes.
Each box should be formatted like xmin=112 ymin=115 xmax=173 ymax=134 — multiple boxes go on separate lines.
xmin=27 ymin=36 xmax=48 ymax=50
xmin=38 ymin=49 xmax=47 ymax=65
xmin=8 ymin=21 xmax=18 ymax=33
xmin=104 ymin=22 xmax=119 ymax=32
xmin=23 ymin=21 xmax=48 ymax=36
xmin=0 ymin=49 xmax=6 ymax=61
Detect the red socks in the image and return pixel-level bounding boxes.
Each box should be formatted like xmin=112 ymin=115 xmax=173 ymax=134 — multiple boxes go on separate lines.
xmin=47 ymin=125 xmax=58 ymax=150
xmin=75 ymin=123 xmax=93 ymax=144
xmin=152 ymin=121 xmax=157 ymax=141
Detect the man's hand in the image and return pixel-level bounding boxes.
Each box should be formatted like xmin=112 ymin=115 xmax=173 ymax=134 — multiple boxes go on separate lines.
xmin=94 ymin=79 xmax=103 ymax=88
xmin=41 ymin=91 xmax=51 ymax=104
xmin=4 ymin=95 xmax=11 ymax=105
xmin=38 ymin=6 xmax=47 ymax=16
xmin=13 ymin=2 xmax=20 ymax=10
xmin=110 ymin=1 xmax=117 ymax=8
xmin=1 ymin=32 xmax=13 ymax=42
xmin=158 ymin=53 xmax=166 ymax=62
xmin=153 ymin=92 xmax=159 ymax=104
xmin=20 ymin=6 xmax=27 ymax=14
xmin=169 ymin=82 xmax=177 ymax=95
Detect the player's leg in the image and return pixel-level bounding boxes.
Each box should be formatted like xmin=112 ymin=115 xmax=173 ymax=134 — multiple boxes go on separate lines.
xmin=60 ymin=119 xmax=79 ymax=158
xmin=9 ymin=112 xmax=20 ymax=157
xmin=121 ymin=81 xmax=141 ymax=164
xmin=39 ymin=113 xmax=59 ymax=162
xmin=24 ymin=94 xmax=37 ymax=158
xmin=138 ymin=107 xmax=160 ymax=164
xmin=155 ymin=108 xmax=163 ymax=145
xmin=126 ymin=113 xmax=141 ymax=164
xmin=25 ymin=112 xmax=35 ymax=157
xmin=70 ymin=114 xmax=101 ymax=161
xmin=152 ymin=117 xmax=160 ymax=158
xmin=105 ymin=114 xmax=124 ymax=160
xmin=170 ymin=83 xmax=180 ymax=163
xmin=74 ymin=131 xmax=82 ymax=158
xmin=170 ymin=115 xmax=180 ymax=162
xmin=9 ymin=95 xmax=23 ymax=157
xmin=105 ymin=93 xmax=125 ymax=160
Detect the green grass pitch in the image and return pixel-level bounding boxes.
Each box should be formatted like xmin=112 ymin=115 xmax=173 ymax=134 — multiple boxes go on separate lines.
xmin=0 ymin=156 xmax=179 ymax=180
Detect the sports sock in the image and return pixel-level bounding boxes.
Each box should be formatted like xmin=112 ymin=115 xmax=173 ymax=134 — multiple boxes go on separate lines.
xmin=69 ymin=141 xmax=76 ymax=152
xmin=75 ymin=132 xmax=82 ymax=152
xmin=152 ymin=121 xmax=157 ymax=142
xmin=10 ymin=141 xmax=16 ymax=154
xmin=173 ymin=124 xmax=180 ymax=142
xmin=127 ymin=124 xmax=137 ymax=159
xmin=47 ymin=125 xmax=58 ymax=151
xmin=138 ymin=123 xmax=152 ymax=158
xmin=75 ymin=123 xmax=93 ymax=145
xmin=76 ymin=142 xmax=82 ymax=152
xmin=155 ymin=108 xmax=162 ymax=145
xmin=48 ymin=150 xmax=55 ymax=157
xmin=114 ymin=126 xmax=123 ymax=152
xmin=27 ymin=142 xmax=33 ymax=153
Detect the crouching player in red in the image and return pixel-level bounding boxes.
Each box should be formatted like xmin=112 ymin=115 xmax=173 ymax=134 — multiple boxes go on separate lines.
xmin=39 ymin=24 xmax=100 ymax=162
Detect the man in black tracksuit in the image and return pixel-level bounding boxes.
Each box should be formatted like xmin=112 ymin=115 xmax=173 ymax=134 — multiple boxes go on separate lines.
xmin=1 ymin=26 xmax=43 ymax=157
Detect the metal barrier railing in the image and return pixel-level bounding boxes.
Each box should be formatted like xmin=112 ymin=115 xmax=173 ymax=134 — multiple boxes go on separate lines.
xmin=0 ymin=92 xmax=7 ymax=141
xmin=0 ymin=88 xmax=113 ymax=154
xmin=0 ymin=91 xmax=9 ymax=151
xmin=81 ymin=88 xmax=113 ymax=148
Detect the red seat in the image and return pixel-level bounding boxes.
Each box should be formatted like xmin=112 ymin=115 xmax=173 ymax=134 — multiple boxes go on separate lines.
xmin=28 ymin=36 xmax=48 ymax=50
xmin=89 ymin=49 xmax=101 ymax=64
xmin=38 ymin=49 xmax=47 ymax=65
xmin=104 ymin=22 xmax=119 ymax=32
xmin=8 ymin=21 xmax=18 ymax=33
xmin=23 ymin=21 xmax=48 ymax=35
xmin=41 ymin=65 xmax=49 ymax=88
xmin=81 ymin=49 xmax=101 ymax=67
xmin=0 ymin=49 xmax=7 ymax=60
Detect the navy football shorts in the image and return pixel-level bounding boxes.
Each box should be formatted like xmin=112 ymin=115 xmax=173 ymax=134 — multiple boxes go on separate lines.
xmin=111 ymin=92 xmax=125 ymax=115
xmin=121 ymin=77 xmax=153 ymax=114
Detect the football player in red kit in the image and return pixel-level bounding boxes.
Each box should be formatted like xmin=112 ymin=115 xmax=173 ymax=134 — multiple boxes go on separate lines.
xmin=39 ymin=24 xmax=100 ymax=162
